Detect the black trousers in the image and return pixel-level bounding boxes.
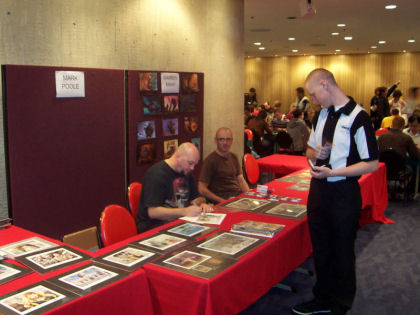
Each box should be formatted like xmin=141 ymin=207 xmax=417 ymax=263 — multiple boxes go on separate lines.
xmin=307 ymin=179 xmax=362 ymax=310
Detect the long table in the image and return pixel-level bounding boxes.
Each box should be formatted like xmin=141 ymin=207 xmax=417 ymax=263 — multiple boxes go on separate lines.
xmin=257 ymin=154 xmax=393 ymax=226
xmin=0 ymin=226 xmax=154 ymax=315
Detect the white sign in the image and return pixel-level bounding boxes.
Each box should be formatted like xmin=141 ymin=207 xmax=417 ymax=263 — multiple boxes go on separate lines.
xmin=55 ymin=71 xmax=85 ymax=98
xmin=161 ymin=72 xmax=179 ymax=93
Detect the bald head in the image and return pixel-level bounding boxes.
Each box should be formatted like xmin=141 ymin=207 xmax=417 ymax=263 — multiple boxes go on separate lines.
xmin=305 ymin=68 xmax=337 ymax=87
xmin=216 ymin=127 xmax=232 ymax=138
xmin=391 ymin=116 xmax=405 ymax=130
xmin=167 ymin=142 xmax=199 ymax=175
xmin=177 ymin=142 xmax=199 ymax=159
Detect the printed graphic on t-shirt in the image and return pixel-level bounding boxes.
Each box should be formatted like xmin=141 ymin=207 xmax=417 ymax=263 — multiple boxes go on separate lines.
xmin=165 ymin=177 xmax=190 ymax=208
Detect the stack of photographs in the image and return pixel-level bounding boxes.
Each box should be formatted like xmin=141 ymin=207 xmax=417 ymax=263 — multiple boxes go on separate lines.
xmin=46 ymin=263 xmax=129 ymax=296
xmin=179 ymin=213 xmax=226 ymax=225
xmin=0 ymin=282 xmax=77 ymax=315
xmin=152 ymin=248 xmax=237 ymax=280
xmin=0 ymin=237 xmax=58 ymax=258
xmin=219 ymin=197 xmax=275 ymax=213
xmin=230 ymin=220 xmax=285 ymax=238
xmin=262 ymin=202 xmax=307 ymax=220
xmin=130 ymin=233 xmax=194 ymax=254
xmin=94 ymin=245 xmax=159 ymax=272
xmin=0 ymin=262 xmax=32 ymax=285
xmin=15 ymin=246 xmax=91 ymax=274
xmin=161 ymin=222 xmax=218 ymax=239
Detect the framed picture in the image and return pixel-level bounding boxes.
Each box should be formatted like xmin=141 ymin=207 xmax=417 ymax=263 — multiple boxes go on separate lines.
xmin=163 ymin=250 xmax=210 ymax=270
xmin=179 ymin=94 xmax=196 ymax=112
xmin=95 ymin=245 xmax=158 ymax=272
xmin=163 ymin=95 xmax=179 ymax=113
xmin=163 ymin=139 xmax=178 ymax=159
xmin=142 ymin=95 xmax=162 ymax=115
xmin=220 ymin=197 xmax=274 ymax=212
xmin=136 ymin=120 xmax=156 ymax=140
xmin=0 ymin=237 xmax=57 ymax=258
xmin=164 ymin=222 xmax=217 ymax=239
xmin=183 ymin=116 xmax=199 ymax=134
xmin=136 ymin=143 xmax=156 ymax=165
xmin=191 ymin=137 xmax=201 ymax=158
xmin=181 ymin=73 xmax=199 ymax=93
xmin=161 ymin=72 xmax=180 ymax=94
xmin=0 ymin=262 xmax=32 ymax=285
xmin=162 ymin=118 xmax=179 ymax=137
xmin=15 ymin=246 xmax=90 ymax=274
xmin=0 ymin=282 xmax=77 ymax=315
xmin=195 ymin=231 xmax=266 ymax=258
xmin=287 ymin=183 xmax=310 ymax=191
xmin=263 ymin=202 xmax=307 ymax=219
xmin=131 ymin=233 xmax=192 ymax=253
xmin=46 ymin=263 xmax=128 ymax=296
xmin=139 ymin=72 xmax=158 ymax=92
xmin=180 ymin=213 xmax=226 ymax=225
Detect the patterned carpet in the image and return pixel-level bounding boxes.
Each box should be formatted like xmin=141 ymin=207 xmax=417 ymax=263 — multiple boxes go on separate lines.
xmin=240 ymin=199 xmax=420 ymax=315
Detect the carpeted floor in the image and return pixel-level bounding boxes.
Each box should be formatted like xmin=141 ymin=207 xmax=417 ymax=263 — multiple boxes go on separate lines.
xmin=240 ymin=198 xmax=420 ymax=315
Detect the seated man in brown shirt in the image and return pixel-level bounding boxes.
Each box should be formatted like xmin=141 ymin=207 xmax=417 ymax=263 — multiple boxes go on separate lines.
xmin=199 ymin=127 xmax=249 ymax=203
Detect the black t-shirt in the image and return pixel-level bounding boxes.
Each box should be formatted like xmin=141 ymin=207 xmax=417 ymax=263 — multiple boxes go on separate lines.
xmin=136 ymin=160 xmax=199 ymax=233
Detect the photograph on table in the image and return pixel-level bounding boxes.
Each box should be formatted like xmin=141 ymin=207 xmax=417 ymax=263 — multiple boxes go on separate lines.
xmin=152 ymin=247 xmax=237 ymax=280
xmin=183 ymin=116 xmax=199 ymax=134
xmin=142 ymin=95 xmax=162 ymax=115
xmin=95 ymin=245 xmax=158 ymax=272
xmin=0 ymin=282 xmax=77 ymax=315
xmin=164 ymin=222 xmax=217 ymax=239
xmin=162 ymin=118 xmax=179 ymax=137
xmin=132 ymin=233 xmax=192 ymax=253
xmin=195 ymin=231 xmax=266 ymax=258
xmin=263 ymin=202 xmax=307 ymax=219
xmin=46 ymin=263 xmax=128 ymax=296
xmin=180 ymin=213 xmax=226 ymax=225
xmin=0 ymin=237 xmax=57 ymax=258
xmin=15 ymin=246 xmax=90 ymax=274
xmin=139 ymin=72 xmax=158 ymax=92
xmin=0 ymin=261 xmax=32 ymax=285
xmin=136 ymin=143 xmax=156 ymax=165
xmin=277 ymin=176 xmax=311 ymax=184
xmin=220 ymin=197 xmax=274 ymax=212
xmin=161 ymin=72 xmax=180 ymax=94
xmin=163 ymin=95 xmax=179 ymax=113
xmin=163 ymin=139 xmax=178 ymax=159
xmin=191 ymin=137 xmax=201 ymax=159
xmin=230 ymin=220 xmax=285 ymax=238
xmin=181 ymin=73 xmax=199 ymax=93
xmin=136 ymin=120 xmax=156 ymax=140
xmin=179 ymin=94 xmax=196 ymax=112
xmin=287 ymin=183 xmax=310 ymax=191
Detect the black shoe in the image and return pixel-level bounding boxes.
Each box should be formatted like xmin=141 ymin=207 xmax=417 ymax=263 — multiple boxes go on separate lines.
xmin=292 ymin=299 xmax=331 ymax=314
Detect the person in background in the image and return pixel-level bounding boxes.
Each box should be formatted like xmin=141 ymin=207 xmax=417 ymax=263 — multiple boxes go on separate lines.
xmin=271 ymin=108 xmax=288 ymax=130
xmin=262 ymin=101 xmax=274 ymax=124
xmin=293 ymin=68 xmax=378 ymax=315
xmin=286 ymin=109 xmax=310 ymax=155
xmin=380 ymin=108 xmax=400 ymax=129
xmin=404 ymin=87 xmax=420 ymax=118
xmin=294 ymin=87 xmax=311 ymax=119
xmin=389 ymin=89 xmax=406 ymax=113
xmin=136 ymin=143 xmax=213 ymax=233
xmin=247 ymin=110 xmax=274 ymax=156
xmin=244 ymin=105 xmax=255 ymax=126
xmin=403 ymin=114 xmax=420 ymax=149
xmin=284 ymin=103 xmax=297 ymax=120
xmin=199 ymin=127 xmax=249 ymax=204
xmin=244 ymin=87 xmax=257 ymax=106
xmin=371 ymin=81 xmax=400 ymax=130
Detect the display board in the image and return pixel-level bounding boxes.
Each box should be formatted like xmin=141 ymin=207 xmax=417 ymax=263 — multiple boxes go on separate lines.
xmin=2 ymin=65 xmax=126 ymax=239
xmin=126 ymin=70 xmax=204 ymax=183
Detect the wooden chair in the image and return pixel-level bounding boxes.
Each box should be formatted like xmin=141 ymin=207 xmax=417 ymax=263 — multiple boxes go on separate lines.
xmin=128 ymin=182 xmax=142 ymax=219
xmin=243 ymin=153 xmax=260 ymax=186
xmin=100 ymin=205 xmax=137 ymax=247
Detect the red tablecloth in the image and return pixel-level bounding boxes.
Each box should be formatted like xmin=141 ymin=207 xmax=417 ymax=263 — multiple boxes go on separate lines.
xmin=0 ymin=226 xmax=154 ymax=315
xmin=257 ymin=155 xmax=392 ymax=226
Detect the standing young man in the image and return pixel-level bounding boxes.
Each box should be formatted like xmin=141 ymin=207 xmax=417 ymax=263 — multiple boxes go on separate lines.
xmin=292 ymin=69 xmax=378 ymax=315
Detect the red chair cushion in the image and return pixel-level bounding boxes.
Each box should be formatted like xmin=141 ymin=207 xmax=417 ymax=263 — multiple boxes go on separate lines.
xmin=375 ymin=128 xmax=389 ymax=137
xmin=128 ymin=182 xmax=142 ymax=219
xmin=243 ymin=153 xmax=260 ymax=185
xmin=100 ymin=205 xmax=137 ymax=247
xmin=244 ymin=129 xmax=253 ymax=141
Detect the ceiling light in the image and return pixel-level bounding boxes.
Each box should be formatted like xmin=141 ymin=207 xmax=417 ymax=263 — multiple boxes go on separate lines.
xmin=408 ymin=39 xmax=415 ymax=43
xmin=378 ymin=40 xmax=386 ymax=44
xmin=292 ymin=49 xmax=298 ymax=52
xmin=344 ymin=36 xmax=352 ymax=40
xmin=337 ymin=23 xmax=346 ymax=27
xmin=258 ymin=47 xmax=265 ymax=50
xmin=385 ymin=4 xmax=397 ymax=9
xmin=335 ymin=49 xmax=341 ymax=52
xmin=288 ymin=37 xmax=295 ymax=41
xmin=403 ymin=50 xmax=407 ymax=53
xmin=253 ymin=42 xmax=261 ymax=46
xmin=371 ymin=46 xmax=377 ymax=49
xmin=331 ymin=32 xmax=339 ymax=36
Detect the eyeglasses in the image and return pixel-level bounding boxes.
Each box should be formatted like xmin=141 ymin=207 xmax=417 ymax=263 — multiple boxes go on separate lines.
xmin=217 ymin=137 xmax=232 ymax=142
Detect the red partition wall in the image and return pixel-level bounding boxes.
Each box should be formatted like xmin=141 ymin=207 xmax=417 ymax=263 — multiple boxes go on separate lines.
xmin=2 ymin=65 xmax=126 ymax=240
xmin=126 ymin=70 xmax=204 ymax=183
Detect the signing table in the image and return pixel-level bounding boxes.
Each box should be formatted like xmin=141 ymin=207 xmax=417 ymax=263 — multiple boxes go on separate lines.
xmin=257 ymin=154 xmax=393 ymax=226
xmin=0 ymin=226 xmax=154 ymax=315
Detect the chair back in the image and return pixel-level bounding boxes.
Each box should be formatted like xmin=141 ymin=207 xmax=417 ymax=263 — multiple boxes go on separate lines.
xmin=379 ymin=148 xmax=406 ymax=178
xmin=100 ymin=205 xmax=137 ymax=247
xmin=128 ymin=182 xmax=142 ymax=219
xmin=243 ymin=153 xmax=260 ymax=185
